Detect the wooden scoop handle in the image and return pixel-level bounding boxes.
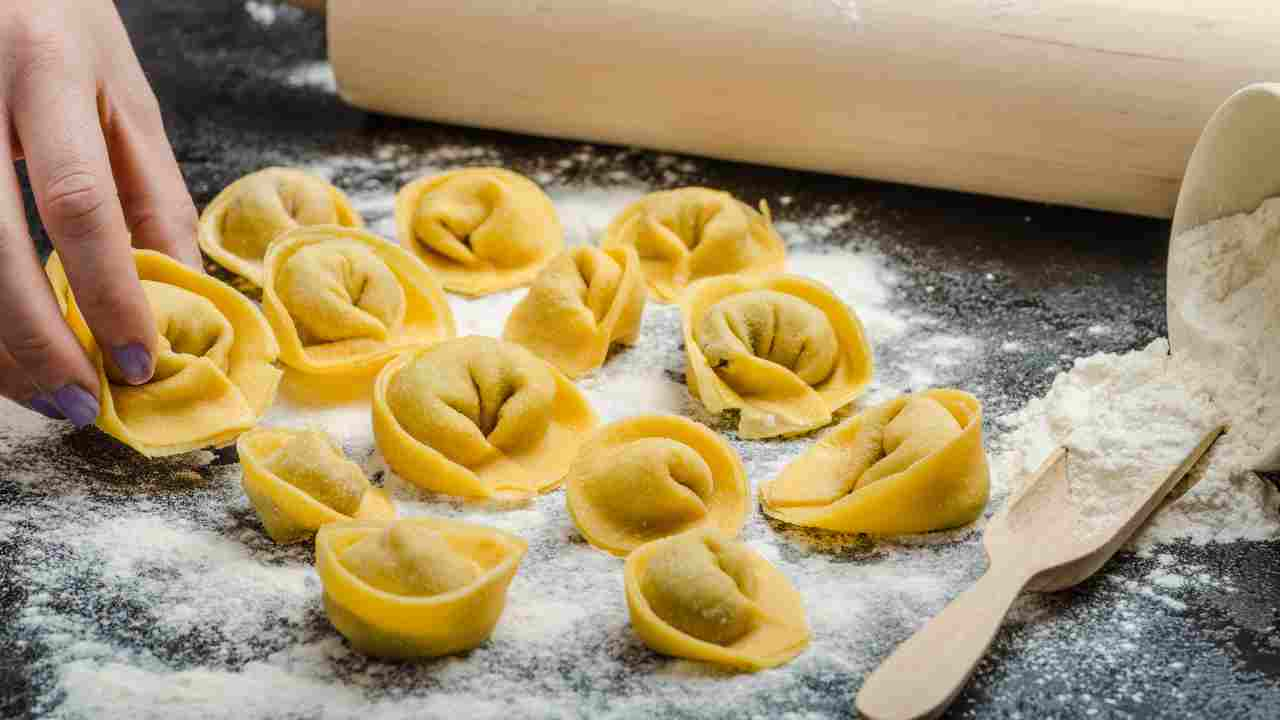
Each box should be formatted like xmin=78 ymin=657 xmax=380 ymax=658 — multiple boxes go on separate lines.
xmin=856 ymin=562 xmax=1033 ymax=720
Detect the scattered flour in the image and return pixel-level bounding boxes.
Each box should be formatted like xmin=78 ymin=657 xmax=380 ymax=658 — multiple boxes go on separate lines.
xmin=582 ymin=373 xmax=690 ymax=423
xmin=284 ymin=62 xmax=337 ymax=93
xmin=245 ymin=1 xmax=304 ymax=28
xmin=450 ymin=292 xmax=524 ymax=339
xmin=78 ymin=516 xmax=314 ymax=643
xmin=786 ymin=250 xmax=912 ymax=345
xmin=547 ymin=186 xmax=647 ymax=247
xmin=259 ymin=368 xmax=379 ymax=458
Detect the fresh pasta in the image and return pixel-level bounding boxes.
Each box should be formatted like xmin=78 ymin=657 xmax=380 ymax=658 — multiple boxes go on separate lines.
xmin=565 ymin=415 xmax=747 ymax=556
xmin=761 ymin=389 xmax=990 ymax=534
xmin=373 ymin=336 xmax=597 ymax=499
xmin=395 ymin=167 xmax=563 ymax=295
xmin=262 ymin=225 xmax=454 ymax=374
xmin=239 ymin=428 xmax=395 ymax=544
xmin=317 ymin=518 xmax=527 ymax=659
xmin=503 ymin=246 xmax=646 ymax=378
xmin=602 ymin=187 xmax=786 ymax=302
xmin=625 ymin=528 xmax=810 ymax=671
xmin=198 ymin=167 xmax=363 ymax=286
xmin=682 ymin=274 xmax=873 ymax=438
xmin=47 ymin=249 xmax=281 ymax=457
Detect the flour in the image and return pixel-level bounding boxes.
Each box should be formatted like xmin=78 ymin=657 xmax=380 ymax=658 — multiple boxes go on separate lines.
xmin=547 ymin=186 xmax=647 ymax=247
xmin=82 ymin=516 xmax=315 ymax=643
xmin=245 ymin=1 xmax=304 ymax=28
xmin=996 ymin=198 xmax=1280 ymax=548
xmin=1169 ymin=196 xmax=1280 ymax=470
xmin=259 ymin=369 xmax=378 ymax=456
xmin=1169 ymin=198 xmax=1280 ymax=396
xmin=283 ymin=61 xmax=337 ymax=93
xmin=996 ymin=342 xmax=1279 ymax=548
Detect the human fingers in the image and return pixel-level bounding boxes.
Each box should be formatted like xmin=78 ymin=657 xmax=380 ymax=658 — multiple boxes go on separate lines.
xmin=99 ymin=11 xmax=201 ymax=270
xmin=0 ymin=149 xmax=101 ymax=427
xmin=10 ymin=25 xmax=157 ymax=387
xmin=0 ymin=342 xmax=64 ymax=420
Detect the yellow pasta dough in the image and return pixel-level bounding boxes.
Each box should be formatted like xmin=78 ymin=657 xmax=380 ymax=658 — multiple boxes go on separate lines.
xmin=624 ymin=528 xmax=810 ymax=671
xmin=238 ymin=428 xmax=396 ymax=544
xmin=48 ymin=249 xmax=281 ymax=457
xmin=601 ymin=187 xmax=787 ymax=302
xmin=565 ymin=415 xmax=748 ymax=556
xmin=761 ymin=389 xmax=990 ymax=534
xmin=45 ymin=250 xmax=72 ymax=314
xmin=682 ymin=274 xmax=874 ymax=439
xmin=502 ymin=246 xmax=646 ymax=378
xmin=262 ymin=225 xmax=455 ymax=374
xmin=394 ymin=167 xmax=563 ymax=296
xmin=317 ymin=517 xmax=527 ymax=659
xmin=198 ymin=167 xmax=363 ymax=287
xmin=372 ymin=336 xmax=598 ymax=499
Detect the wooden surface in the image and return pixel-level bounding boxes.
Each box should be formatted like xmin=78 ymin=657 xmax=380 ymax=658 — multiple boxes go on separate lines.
xmin=325 ymin=0 xmax=1280 ymax=218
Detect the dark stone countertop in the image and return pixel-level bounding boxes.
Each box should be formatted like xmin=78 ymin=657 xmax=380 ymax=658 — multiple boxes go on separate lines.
xmin=2 ymin=2 xmax=1277 ymax=718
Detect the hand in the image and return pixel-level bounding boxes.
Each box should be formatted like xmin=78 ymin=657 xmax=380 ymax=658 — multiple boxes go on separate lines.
xmin=0 ymin=1 xmax=199 ymax=426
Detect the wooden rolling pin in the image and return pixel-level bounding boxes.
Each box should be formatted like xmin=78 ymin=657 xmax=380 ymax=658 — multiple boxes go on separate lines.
xmin=291 ymin=0 xmax=1279 ymax=218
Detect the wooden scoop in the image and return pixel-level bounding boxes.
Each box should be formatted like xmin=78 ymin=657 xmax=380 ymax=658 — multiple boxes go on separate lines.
xmin=855 ymin=424 xmax=1225 ymax=720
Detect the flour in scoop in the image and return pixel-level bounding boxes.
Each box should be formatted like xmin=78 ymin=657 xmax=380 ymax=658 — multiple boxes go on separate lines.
xmin=1169 ymin=196 xmax=1280 ymax=404
xmin=996 ymin=198 xmax=1280 ymax=548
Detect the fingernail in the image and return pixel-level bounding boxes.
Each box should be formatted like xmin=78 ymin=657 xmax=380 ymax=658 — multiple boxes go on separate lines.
xmin=52 ymin=384 xmax=100 ymax=428
xmin=25 ymin=394 xmax=65 ymax=420
xmin=111 ymin=343 xmax=154 ymax=385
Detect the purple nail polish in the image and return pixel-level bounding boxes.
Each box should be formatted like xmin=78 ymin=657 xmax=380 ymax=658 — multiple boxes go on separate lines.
xmin=26 ymin=394 xmax=65 ymax=420
xmin=52 ymin=384 xmax=100 ymax=428
xmin=111 ymin=342 xmax=154 ymax=385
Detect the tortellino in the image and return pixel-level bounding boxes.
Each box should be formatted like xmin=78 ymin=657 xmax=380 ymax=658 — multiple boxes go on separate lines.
xmin=625 ymin=528 xmax=810 ymax=671
xmin=317 ymin=518 xmax=527 ymax=659
xmin=48 ymin=249 xmax=281 ymax=457
xmin=682 ymin=274 xmax=874 ymax=438
xmin=394 ymin=167 xmax=563 ymax=296
xmin=238 ymin=428 xmax=396 ymax=544
xmin=761 ymin=389 xmax=990 ymax=534
xmin=198 ymin=167 xmax=363 ymax=286
xmin=373 ymin=336 xmax=598 ymax=499
xmin=601 ymin=187 xmax=787 ymax=302
xmin=261 ymin=225 xmax=455 ymax=374
xmin=502 ymin=246 xmax=646 ymax=378
xmin=565 ymin=415 xmax=748 ymax=556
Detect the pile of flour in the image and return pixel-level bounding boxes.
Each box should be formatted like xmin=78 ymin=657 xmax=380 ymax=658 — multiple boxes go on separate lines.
xmin=996 ymin=198 xmax=1280 ymax=548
